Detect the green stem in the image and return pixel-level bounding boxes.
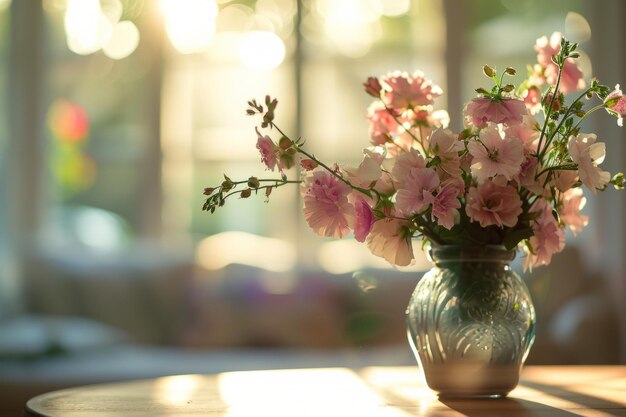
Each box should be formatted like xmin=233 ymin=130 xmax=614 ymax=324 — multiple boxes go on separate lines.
xmin=382 ymin=103 xmax=430 ymax=157
xmin=269 ymin=121 xmax=372 ymax=197
xmin=295 ymin=146 xmax=372 ymax=197
xmin=222 ymin=181 xmax=301 ymax=200
xmin=571 ymin=104 xmax=605 ymax=132
xmin=535 ymin=164 xmax=578 ymax=179
xmin=538 ymin=87 xmax=592 ymax=161
xmin=536 ymin=63 xmax=564 ymax=159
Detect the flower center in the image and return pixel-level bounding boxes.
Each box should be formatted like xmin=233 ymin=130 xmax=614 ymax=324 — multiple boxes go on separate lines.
xmin=488 ymin=149 xmax=499 ymax=162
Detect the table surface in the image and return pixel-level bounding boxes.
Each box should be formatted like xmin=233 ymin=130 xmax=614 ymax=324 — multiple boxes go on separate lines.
xmin=25 ymin=365 xmax=626 ymax=416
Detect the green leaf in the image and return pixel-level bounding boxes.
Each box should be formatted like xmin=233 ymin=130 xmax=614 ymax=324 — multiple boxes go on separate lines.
xmin=503 ymin=228 xmax=533 ymax=250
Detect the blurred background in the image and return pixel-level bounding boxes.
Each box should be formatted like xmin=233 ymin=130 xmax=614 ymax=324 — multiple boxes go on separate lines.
xmin=0 ymin=0 xmax=625 ymax=413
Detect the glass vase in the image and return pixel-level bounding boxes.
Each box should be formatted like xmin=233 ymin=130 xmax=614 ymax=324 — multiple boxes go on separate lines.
xmin=406 ymin=245 xmax=535 ymax=398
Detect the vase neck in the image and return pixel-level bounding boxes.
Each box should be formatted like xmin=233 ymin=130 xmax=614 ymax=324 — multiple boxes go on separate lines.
xmin=429 ymin=245 xmax=516 ymax=266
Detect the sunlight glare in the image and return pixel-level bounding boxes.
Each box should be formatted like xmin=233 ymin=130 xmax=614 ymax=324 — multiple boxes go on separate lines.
xmin=154 ymin=375 xmax=204 ymax=406
xmin=103 ymin=20 xmax=140 ymax=60
xmin=239 ymin=31 xmax=286 ymax=71
xmin=217 ymin=368 xmax=408 ymax=416
xmin=64 ymin=0 xmax=112 ymax=55
xmin=0 ymin=0 xmax=11 ymax=13
xmin=162 ymin=0 xmax=219 ymax=54
xmin=318 ymin=240 xmax=430 ymax=274
xmin=195 ymin=231 xmax=296 ymax=272
xmin=101 ymin=0 xmax=123 ymax=25
xmin=317 ymin=0 xmax=382 ymax=57
xmin=380 ymin=0 xmax=410 ymax=17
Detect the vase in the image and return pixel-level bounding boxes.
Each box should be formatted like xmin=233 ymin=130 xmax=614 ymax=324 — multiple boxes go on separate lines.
xmin=406 ymin=245 xmax=535 ymax=398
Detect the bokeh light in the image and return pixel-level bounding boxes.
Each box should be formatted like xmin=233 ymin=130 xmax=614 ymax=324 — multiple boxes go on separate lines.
xmin=316 ymin=0 xmax=383 ymax=57
xmin=380 ymin=0 xmax=410 ymax=17
xmin=0 ymin=0 xmax=11 ymax=13
xmin=162 ymin=0 xmax=219 ymax=54
xmin=64 ymin=0 xmax=112 ymax=55
xmin=195 ymin=231 xmax=296 ymax=272
xmin=103 ymin=21 xmax=140 ymax=60
xmin=565 ymin=11 xmax=592 ymax=42
xmin=100 ymin=0 xmax=123 ymax=25
xmin=239 ymin=31 xmax=285 ymax=71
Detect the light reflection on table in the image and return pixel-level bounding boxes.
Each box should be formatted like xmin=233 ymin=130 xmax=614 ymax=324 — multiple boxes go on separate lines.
xmin=26 ymin=366 xmax=626 ymax=417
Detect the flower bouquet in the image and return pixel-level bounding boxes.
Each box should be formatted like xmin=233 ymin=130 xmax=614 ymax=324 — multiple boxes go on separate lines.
xmin=203 ymin=32 xmax=623 ymax=271
xmin=203 ymin=33 xmax=624 ymax=396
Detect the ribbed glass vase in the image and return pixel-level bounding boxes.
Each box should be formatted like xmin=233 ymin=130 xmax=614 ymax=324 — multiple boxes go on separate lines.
xmin=406 ymin=245 xmax=536 ymax=398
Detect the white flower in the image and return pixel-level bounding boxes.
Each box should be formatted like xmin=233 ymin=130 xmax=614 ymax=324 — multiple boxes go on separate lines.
xmin=567 ymin=134 xmax=611 ymax=193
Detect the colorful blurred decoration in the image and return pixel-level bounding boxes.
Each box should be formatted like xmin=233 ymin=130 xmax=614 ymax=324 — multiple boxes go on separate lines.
xmin=48 ymin=99 xmax=89 ymax=143
xmin=47 ymin=99 xmax=97 ymax=197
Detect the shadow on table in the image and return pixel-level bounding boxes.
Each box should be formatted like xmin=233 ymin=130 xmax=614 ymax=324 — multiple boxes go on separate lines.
xmin=521 ymin=380 xmax=625 ymax=417
xmin=439 ymin=397 xmax=581 ymax=417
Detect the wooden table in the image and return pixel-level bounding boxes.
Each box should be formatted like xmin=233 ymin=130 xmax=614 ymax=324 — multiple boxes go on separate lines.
xmin=25 ymin=366 xmax=626 ymax=416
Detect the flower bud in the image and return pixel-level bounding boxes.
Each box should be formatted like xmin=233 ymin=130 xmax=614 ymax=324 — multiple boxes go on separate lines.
xmin=569 ymin=52 xmax=580 ymax=59
xmin=203 ymin=187 xmax=215 ymax=196
xmin=505 ymin=67 xmax=516 ymax=75
xmin=221 ymin=179 xmax=234 ymax=192
xmin=280 ymin=152 xmax=296 ymax=169
xmin=604 ymin=96 xmax=622 ymax=108
xmin=300 ymin=159 xmax=318 ymax=171
xmin=279 ymin=136 xmax=293 ymax=150
xmin=501 ymin=84 xmax=515 ymax=93
xmin=483 ymin=65 xmax=495 ymax=78
xmin=247 ymin=176 xmax=260 ymax=188
xmin=240 ymin=188 xmax=252 ymax=198
xmin=363 ymin=76 xmax=382 ymax=97
xmin=612 ymin=172 xmax=625 ymax=190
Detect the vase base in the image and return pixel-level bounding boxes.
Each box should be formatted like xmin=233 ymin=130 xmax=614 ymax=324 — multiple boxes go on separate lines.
xmin=421 ymin=363 xmax=520 ymax=398
xmin=437 ymin=392 xmax=507 ymax=399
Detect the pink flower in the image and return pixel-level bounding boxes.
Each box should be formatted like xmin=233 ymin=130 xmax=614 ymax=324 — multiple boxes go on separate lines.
xmin=363 ymin=76 xmax=382 ymax=97
xmin=465 ymin=180 xmax=522 ymax=228
xmin=552 ymin=169 xmax=578 ymax=192
xmin=354 ymin=196 xmax=375 ymax=242
xmin=523 ymin=86 xmax=542 ymax=115
xmin=604 ymin=84 xmax=626 ymax=127
xmin=342 ymin=149 xmax=383 ymax=189
xmin=256 ymin=131 xmax=280 ymax=171
xmin=504 ymin=115 xmax=540 ymax=151
xmin=373 ymin=158 xmax=396 ymax=195
xmin=558 ymin=188 xmax=589 ymax=235
xmin=395 ymin=167 xmax=439 ymax=216
xmin=405 ymin=108 xmax=450 ymax=133
xmin=535 ymin=32 xmax=585 ymax=93
xmin=517 ymin=153 xmax=543 ymax=194
xmin=301 ymin=169 xmax=354 ymax=238
xmin=468 ymin=124 xmax=524 ymax=183
xmin=429 ymin=128 xmax=463 ymax=178
xmin=567 ymin=133 xmax=611 ymax=192
xmin=523 ymin=198 xmax=565 ymax=271
xmin=381 ymin=71 xmax=443 ymax=110
xmin=431 ymin=180 xmax=461 ymax=230
xmin=367 ymin=102 xmax=400 ymax=146
xmin=463 ymin=96 xmax=527 ymax=128
xmin=366 ymin=218 xmax=414 ymax=266
xmin=390 ymin=148 xmax=426 ymax=187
